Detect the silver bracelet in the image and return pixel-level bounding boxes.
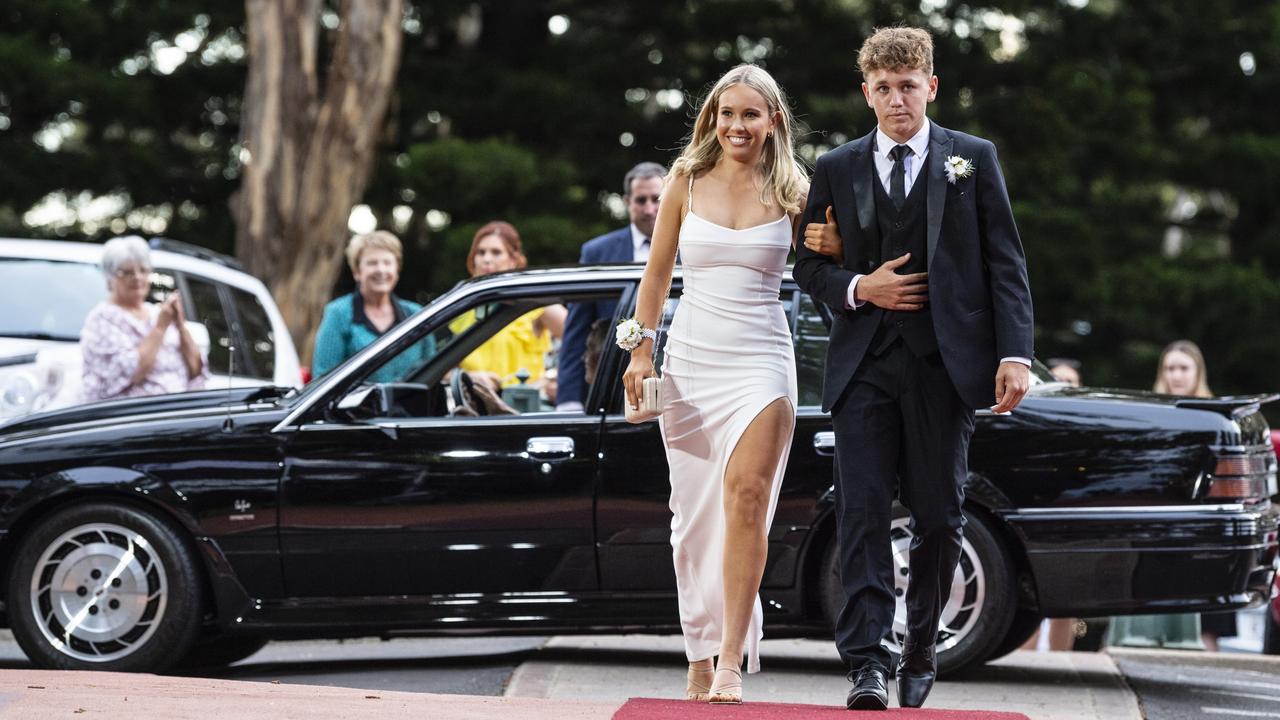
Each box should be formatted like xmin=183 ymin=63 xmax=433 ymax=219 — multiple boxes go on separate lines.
xmin=615 ymin=318 xmax=657 ymax=351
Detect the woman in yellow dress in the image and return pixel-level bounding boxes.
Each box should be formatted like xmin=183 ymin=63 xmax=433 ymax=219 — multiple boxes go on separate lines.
xmin=452 ymin=221 xmax=565 ymax=390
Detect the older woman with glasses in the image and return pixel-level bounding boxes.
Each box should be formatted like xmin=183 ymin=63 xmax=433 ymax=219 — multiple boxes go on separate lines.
xmin=80 ymin=236 xmax=207 ymax=402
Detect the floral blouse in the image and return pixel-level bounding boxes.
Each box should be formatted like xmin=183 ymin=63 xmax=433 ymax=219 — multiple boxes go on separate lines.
xmin=80 ymin=301 xmax=209 ymax=402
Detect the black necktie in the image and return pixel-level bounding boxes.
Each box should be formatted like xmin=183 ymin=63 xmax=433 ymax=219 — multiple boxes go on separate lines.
xmin=888 ymin=144 xmax=910 ymax=209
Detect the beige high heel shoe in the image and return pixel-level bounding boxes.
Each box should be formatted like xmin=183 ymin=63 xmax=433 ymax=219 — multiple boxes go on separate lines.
xmin=686 ymin=659 xmax=714 ymax=701
xmin=708 ymin=662 xmax=743 ymax=704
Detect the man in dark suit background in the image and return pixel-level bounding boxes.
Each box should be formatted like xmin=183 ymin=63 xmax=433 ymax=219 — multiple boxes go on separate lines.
xmin=556 ymin=161 xmax=666 ymax=412
xmin=793 ymin=27 xmax=1034 ymax=710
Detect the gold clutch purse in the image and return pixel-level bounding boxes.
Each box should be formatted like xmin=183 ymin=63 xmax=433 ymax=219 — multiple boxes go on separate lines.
xmin=625 ymin=376 xmax=664 ymax=424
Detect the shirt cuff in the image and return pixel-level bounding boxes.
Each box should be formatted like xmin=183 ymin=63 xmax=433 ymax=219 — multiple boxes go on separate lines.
xmin=1001 ymin=357 xmax=1032 ymax=367
xmin=844 ymin=275 xmax=866 ymax=309
xmin=555 ymin=401 xmax=585 ymax=413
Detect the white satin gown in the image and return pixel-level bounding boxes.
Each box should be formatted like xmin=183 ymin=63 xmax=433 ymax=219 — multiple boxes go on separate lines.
xmin=658 ymin=178 xmax=798 ymax=674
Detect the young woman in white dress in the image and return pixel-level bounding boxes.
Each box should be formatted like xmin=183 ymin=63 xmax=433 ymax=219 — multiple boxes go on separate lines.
xmin=622 ymin=64 xmax=810 ymax=704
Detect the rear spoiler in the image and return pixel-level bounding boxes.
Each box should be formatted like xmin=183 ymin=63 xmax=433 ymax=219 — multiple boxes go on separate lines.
xmin=1174 ymin=393 xmax=1280 ymax=420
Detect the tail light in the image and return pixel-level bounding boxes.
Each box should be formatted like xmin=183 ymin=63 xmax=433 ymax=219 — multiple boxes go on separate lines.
xmin=1205 ymin=450 xmax=1277 ymax=501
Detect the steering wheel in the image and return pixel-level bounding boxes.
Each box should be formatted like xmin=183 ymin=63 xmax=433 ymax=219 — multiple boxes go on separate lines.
xmin=449 ymin=370 xmax=487 ymax=416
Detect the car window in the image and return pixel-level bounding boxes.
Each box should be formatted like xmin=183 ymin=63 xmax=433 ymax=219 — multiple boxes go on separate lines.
xmin=184 ymin=276 xmax=236 ymax=375
xmin=0 ymin=258 xmax=104 ymax=340
xmin=0 ymin=259 xmax=181 ymax=342
xmin=792 ymin=292 xmax=829 ymax=408
xmin=354 ymin=290 xmax=624 ymax=418
xmin=229 ymin=287 xmax=275 ymax=380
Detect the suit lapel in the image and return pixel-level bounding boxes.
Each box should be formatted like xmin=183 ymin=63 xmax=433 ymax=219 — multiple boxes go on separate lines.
xmin=926 ymin=122 xmax=953 ymax=271
xmin=846 ymin=131 xmax=878 ymax=270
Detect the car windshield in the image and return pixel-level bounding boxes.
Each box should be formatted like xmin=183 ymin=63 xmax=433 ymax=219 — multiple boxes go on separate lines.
xmin=0 ymin=258 xmax=106 ymax=341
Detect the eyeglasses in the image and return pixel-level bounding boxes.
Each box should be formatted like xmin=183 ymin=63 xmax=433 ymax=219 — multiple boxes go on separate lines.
xmin=113 ymin=266 xmax=153 ymax=279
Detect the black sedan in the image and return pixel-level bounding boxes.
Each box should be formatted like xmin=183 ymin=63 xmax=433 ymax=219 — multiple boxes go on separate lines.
xmin=0 ymin=265 xmax=1276 ymax=675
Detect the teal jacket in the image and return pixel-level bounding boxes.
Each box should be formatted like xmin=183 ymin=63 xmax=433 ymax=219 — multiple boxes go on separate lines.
xmin=311 ymin=293 xmax=432 ymax=382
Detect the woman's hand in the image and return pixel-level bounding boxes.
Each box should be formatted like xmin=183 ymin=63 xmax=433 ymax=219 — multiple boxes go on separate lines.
xmin=803 ymin=206 xmax=845 ymax=264
xmin=622 ymin=347 xmax=656 ymax=410
xmin=157 ymin=294 xmax=181 ymax=328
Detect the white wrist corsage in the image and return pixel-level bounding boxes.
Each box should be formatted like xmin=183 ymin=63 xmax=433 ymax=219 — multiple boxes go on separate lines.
xmin=615 ymin=318 xmax=656 ymax=351
xmin=944 ymin=155 xmax=975 ymax=184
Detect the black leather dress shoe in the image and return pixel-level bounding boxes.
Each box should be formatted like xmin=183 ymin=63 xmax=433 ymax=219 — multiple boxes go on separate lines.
xmin=846 ymin=664 xmax=888 ymax=711
xmin=895 ymin=638 xmax=937 ymax=708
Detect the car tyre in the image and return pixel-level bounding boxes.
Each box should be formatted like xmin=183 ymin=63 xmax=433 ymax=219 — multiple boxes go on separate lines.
xmin=1264 ymin=607 xmax=1280 ymax=655
xmin=820 ymin=506 xmax=1017 ymax=676
xmin=7 ymin=502 xmax=204 ymax=672
xmin=985 ymin=608 xmax=1043 ymax=662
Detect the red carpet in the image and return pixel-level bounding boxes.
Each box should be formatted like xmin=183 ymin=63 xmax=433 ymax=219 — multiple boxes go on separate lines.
xmin=612 ymin=698 xmax=1031 ymax=720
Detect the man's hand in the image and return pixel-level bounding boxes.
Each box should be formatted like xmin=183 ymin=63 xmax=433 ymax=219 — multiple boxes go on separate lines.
xmin=854 ymin=253 xmax=928 ymax=310
xmin=992 ymin=361 xmax=1030 ymax=413
xmin=803 ymin=206 xmax=844 ymax=263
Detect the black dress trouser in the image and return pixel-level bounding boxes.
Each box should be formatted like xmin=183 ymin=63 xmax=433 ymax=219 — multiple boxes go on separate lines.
xmin=831 ymin=337 xmax=976 ymax=671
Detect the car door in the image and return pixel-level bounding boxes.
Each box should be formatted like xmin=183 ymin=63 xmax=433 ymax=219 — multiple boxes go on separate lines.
xmin=595 ymin=284 xmax=836 ymax=604
xmin=278 ymin=284 xmax=629 ymax=601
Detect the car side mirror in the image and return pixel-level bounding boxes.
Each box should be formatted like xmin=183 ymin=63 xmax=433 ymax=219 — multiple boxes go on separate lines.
xmin=333 ymin=385 xmax=387 ymax=422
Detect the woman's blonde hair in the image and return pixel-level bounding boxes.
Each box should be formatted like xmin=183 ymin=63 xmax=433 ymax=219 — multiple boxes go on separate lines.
xmin=345 ymin=230 xmax=404 ymax=274
xmin=670 ymin=64 xmax=807 ymax=215
xmin=1153 ymin=339 xmax=1213 ymax=397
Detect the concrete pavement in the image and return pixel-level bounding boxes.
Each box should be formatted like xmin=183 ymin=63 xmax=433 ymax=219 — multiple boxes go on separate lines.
xmin=0 ymin=636 xmax=1144 ymax=719
xmin=0 ymin=669 xmax=619 ymax=720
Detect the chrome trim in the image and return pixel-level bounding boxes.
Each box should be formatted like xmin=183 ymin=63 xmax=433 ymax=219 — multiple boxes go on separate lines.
xmin=813 ymin=431 xmax=835 ymax=456
xmin=526 ymin=436 xmax=574 ymax=457
xmin=1010 ymin=503 xmax=1248 ymax=516
xmin=294 ymin=415 xmax=604 ymax=433
xmin=1211 ymin=444 xmax=1275 ymax=454
xmin=1026 ymin=542 xmax=1271 ymax=554
xmin=295 ymin=423 xmax=382 ymax=433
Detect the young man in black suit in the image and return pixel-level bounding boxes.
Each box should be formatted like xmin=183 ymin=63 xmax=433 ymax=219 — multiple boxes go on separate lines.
xmin=793 ymin=27 xmax=1034 ymax=710
xmin=556 ymin=161 xmax=666 ymax=412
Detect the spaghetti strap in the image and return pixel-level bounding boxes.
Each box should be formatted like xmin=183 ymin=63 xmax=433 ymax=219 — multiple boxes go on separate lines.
xmin=687 ymin=174 xmax=694 ymax=213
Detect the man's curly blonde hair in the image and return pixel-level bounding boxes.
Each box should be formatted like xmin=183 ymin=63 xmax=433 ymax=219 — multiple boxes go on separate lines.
xmin=857 ymin=27 xmax=934 ymax=76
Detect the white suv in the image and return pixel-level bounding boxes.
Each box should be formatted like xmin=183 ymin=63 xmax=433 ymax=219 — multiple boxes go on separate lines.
xmin=0 ymin=238 xmax=302 ymax=419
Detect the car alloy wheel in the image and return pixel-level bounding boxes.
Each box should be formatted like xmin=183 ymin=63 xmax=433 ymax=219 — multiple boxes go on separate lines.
xmin=885 ymin=516 xmax=986 ymax=655
xmin=820 ymin=507 xmax=1016 ymax=676
xmin=29 ymin=522 xmax=169 ymax=663
xmin=7 ymin=502 xmax=203 ymax=672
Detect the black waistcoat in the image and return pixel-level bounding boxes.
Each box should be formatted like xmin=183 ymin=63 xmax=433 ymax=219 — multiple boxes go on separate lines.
xmin=870 ymin=162 xmax=938 ymax=357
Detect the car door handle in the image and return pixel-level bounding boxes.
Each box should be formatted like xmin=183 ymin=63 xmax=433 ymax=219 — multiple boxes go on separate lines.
xmin=813 ymin=431 xmax=835 ymax=456
xmin=527 ymin=436 xmax=575 ymax=459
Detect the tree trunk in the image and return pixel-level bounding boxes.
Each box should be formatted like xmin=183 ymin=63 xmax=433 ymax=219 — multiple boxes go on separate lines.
xmin=233 ymin=0 xmax=404 ymax=364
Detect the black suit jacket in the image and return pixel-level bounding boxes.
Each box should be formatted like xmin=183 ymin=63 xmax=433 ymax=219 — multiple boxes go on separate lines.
xmin=558 ymin=227 xmax=634 ymax=407
xmin=793 ymin=122 xmax=1034 ymax=411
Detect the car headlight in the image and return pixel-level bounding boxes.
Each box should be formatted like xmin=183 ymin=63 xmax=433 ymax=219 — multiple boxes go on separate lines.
xmin=0 ymin=368 xmax=40 ymax=418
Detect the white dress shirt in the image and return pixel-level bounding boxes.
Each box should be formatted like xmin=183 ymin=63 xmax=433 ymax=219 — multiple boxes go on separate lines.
xmin=631 ymin=224 xmax=651 ymax=263
xmin=843 ymin=119 xmax=1031 ymax=370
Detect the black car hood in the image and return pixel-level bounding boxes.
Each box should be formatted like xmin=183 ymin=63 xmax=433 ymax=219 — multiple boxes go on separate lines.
xmin=0 ymin=386 xmax=292 ymax=437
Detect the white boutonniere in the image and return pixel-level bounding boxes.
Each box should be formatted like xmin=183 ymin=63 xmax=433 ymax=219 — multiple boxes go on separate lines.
xmin=615 ymin=318 xmax=645 ymax=351
xmin=944 ymin=155 xmax=975 ymax=184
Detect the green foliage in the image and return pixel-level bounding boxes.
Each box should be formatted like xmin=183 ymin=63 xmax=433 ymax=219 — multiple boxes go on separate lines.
xmin=2 ymin=0 xmax=1278 ymax=409
xmin=1085 ymin=251 xmax=1280 ymax=422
